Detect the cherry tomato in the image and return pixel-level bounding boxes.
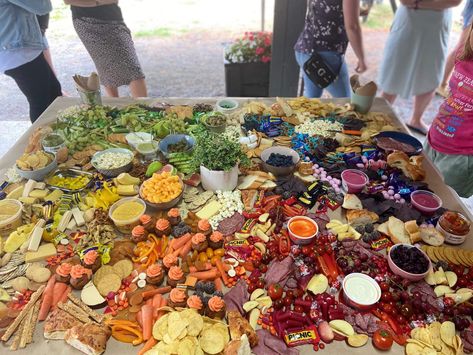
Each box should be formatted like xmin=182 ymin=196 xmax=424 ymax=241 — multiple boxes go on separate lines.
xmin=268 ymin=284 xmax=284 ymax=301
xmin=286 ymin=290 xmax=294 ymax=298
xmin=379 ymin=282 xmax=390 ymax=292
xmin=259 ymin=264 xmax=268 ymax=273
xmin=381 ymin=303 xmax=394 ymax=314
xmin=293 ymin=289 xmax=304 ymax=298
xmin=283 ymin=296 xmax=293 ymax=307
xmin=248 ymin=284 xmax=256 ymax=293
xmin=256 ymin=279 xmax=265 ymax=289
xmin=400 ymin=304 xmax=414 ymax=318
xmin=372 ymin=329 xmax=393 ymax=351
xmin=273 ymin=299 xmax=284 ymax=310
xmin=304 ymin=294 xmax=314 ymax=303
xmin=380 ymin=292 xmax=392 ymax=302
xmin=253 ymin=259 xmax=261 ymax=268
xmin=294 ymin=305 xmax=304 ymax=314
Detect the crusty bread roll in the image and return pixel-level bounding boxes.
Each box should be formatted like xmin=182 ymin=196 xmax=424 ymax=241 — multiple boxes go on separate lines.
xmin=64 ymin=323 xmax=111 ymax=355
xmin=44 ymin=309 xmax=82 ymax=340
xmin=387 ymin=151 xmax=425 ymax=181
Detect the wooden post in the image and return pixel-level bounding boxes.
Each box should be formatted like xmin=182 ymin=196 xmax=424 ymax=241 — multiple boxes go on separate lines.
xmin=269 ymin=0 xmax=307 ymax=97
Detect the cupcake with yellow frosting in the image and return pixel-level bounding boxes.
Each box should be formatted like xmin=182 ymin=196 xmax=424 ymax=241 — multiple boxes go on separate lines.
xmin=140 ymin=214 xmax=155 ymax=232
xmin=81 ymin=250 xmax=101 ymax=273
xmin=167 ymin=266 xmax=186 ymax=288
xmin=155 ymin=218 xmax=171 ymax=237
xmin=187 ymin=295 xmax=204 ymax=315
xmin=168 ymin=288 xmax=188 ymax=308
xmin=131 ymin=225 xmax=148 ymax=243
xmin=208 ymin=231 xmax=224 ymax=249
xmin=146 ymin=263 xmax=165 ymax=286
xmin=191 ymin=233 xmax=208 ymax=252
xmin=206 ymin=295 xmax=226 ymax=319
xmin=197 ymin=219 xmax=212 ymax=236
xmin=167 ymin=208 xmax=181 ymax=226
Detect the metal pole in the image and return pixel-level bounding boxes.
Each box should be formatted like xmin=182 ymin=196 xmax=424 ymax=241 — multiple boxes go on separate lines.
xmin=261 ymin=0 xmax=265 ymax=31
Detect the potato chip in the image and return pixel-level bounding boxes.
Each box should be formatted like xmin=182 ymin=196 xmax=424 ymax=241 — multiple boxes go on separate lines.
xmin=347 ymin=334 xmax=369 ymax=347
xmin=168 ymin=314 xmax=188 ymax=341
xmin=212 ymin=323 xmax=230 ymax=344
xmin=421 ymin=348 xmax=436 ymax=355
xmin=178 ymin=327 xmax=187 ymax=340
xmin=177 ymin=338 xmax=194 ymax=355
xmin=199 ymin=328 xmax=225 ymax=355
xmin=417 ymin=328 xmax=432 ymax=345
xmin=181 ymin=309 xmax=203 ymax=336
xmin=441 ymin=343 xmax=455 ymax=355
xmin=440 ymin=321 xmax=456 ymax=347
xmin=163 ymin=333 xmax=173 ymax=345
xmin=329 ymin=320 xmax=355 ymax=336
xmin=406 ymin=343 xmax=424 ymax=355
xmin=428 ymin=322 xmax=442 ymax=350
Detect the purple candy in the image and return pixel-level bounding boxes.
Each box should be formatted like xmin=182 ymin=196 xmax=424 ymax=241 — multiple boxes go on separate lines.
xmin=388 ymin=186 xmax=394 ymax=190
xmin=314 ymin=164 xmax=319 ymax=169
xmin=327 ymin=176 xmax=333 ymax=181
xmin=381 ymin=175 xmax=388 ymax=181
xmin=356 ymin=163 xmax=365 ymax=169
xmin=335 ymin=187 xmax=341 ymax=193
xmin=388 ymin=190 xmax=395 ymax=196
xmin=314 ymin=169 xmax=320 ymax=174
xmin=394 ymin=193 xmax=401 ymax=200
xmin=399 ymin=198 xmax=406 ymax=203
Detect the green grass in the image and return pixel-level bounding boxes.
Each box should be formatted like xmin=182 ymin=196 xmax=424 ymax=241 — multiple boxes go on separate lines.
xmin=135 ymin=27 xmax=189 ymax=38
xmin=50 ymin=2 xmax=69 ymax=21
xmin=362 ymin=3 xmax=394 ymax=30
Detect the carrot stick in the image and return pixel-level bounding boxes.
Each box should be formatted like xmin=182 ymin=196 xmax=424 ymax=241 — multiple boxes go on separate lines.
xmin=146 ymin=298 xmax=153 ymax=307
xmin=152 ymin=294 xmax=162 ymax=309
xmin=58 ymin=286 xmax=71 ymax=304
xmin=179 ymin=240 xmax=193 ymax=259
xmin=170 ymin=233 xmax=192 ymax=250
xmin=157 ymin=298 xmax=167 ymax=319
xmin=52 ymin=282 xmax=68 ymax=307
xmin=42 ymin=276 xmax=55 ymax=301
xmin=138 ymin=337 xmax=157 ymax=355
xmin=141 ymin=286 xmax=172 ymax=299
xmin=221 ymin=261 xmax=232 ymax=271
xmin=189 ymin=266 xmax=197 ymax=273
xmin=171 ymin=246 xmax=183 ymax=258
xmin=136 ymin=310 xmax=143 ymax=328
xmin=188 ymin=268 xmax=220 ymax=281
xmin=215 ymin=259 xmax=230 ymax=285
xmin=203 ymin=262 xmax=213 ymax=270
xmin=214 ymin=277 xmax=223 ymax=292
xmin=38 ymin=285 xmax=54 ymax=321
xmin=141 ymin=304 xmax=153 ymax=340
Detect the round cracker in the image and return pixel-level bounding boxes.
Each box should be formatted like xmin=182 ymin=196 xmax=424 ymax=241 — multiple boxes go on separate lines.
xmin=434 ymin=247 xmax=446 ymax=262
xmin=444 ymin=248 xmax=460 ymax=265
xmin=96 ymin=273 xmax=121 ymax=297
xmin=458 ymin=249 xmax=471 ymax=266
xmin=93 ymin=265 xmax=114 ymax=285
xmin=199 ymin=328 xmax=225 ymax=354
xmin=424 ymin=246 xmax=438 ymax=263
xmin=112 ymin=259 xmax=133 ymax=279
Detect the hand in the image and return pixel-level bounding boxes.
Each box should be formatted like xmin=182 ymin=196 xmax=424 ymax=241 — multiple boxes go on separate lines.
xmin=355 ymin=59 xmax=367 ymax=74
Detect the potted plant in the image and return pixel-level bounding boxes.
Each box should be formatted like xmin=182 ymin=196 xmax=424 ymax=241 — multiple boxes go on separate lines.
xmin=192 ymin=131 xmax=250 ymax=191
xmin=224 ymin=31 xmax=272 ymax=97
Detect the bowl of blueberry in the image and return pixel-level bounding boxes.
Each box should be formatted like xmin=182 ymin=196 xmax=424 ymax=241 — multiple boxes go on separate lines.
xmin=388 ymin=244 xmax=432 ymax=281
xmin=261 ymin=146 xmax=300 ymax=176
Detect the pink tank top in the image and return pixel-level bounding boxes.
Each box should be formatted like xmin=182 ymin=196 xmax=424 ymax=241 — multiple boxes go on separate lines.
xmin=428 ymin=53 xmax=473 ymax=155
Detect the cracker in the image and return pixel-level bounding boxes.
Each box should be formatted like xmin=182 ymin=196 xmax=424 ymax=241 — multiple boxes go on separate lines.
xmin=93 ymin=265 xmax=115 ymax=285
xmin=112 ymin=259 xmax=133 ymax=279
xmin=96 ymin=273 xmax=121 ymax=297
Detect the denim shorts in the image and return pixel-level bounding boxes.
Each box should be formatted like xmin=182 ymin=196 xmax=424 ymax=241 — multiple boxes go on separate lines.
xmin=462 ymin=0 xmax=473 ymax=29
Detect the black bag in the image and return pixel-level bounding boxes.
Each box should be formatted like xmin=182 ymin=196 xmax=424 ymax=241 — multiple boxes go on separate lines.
xmin=303 ymin=51 xmax=342 ymax=89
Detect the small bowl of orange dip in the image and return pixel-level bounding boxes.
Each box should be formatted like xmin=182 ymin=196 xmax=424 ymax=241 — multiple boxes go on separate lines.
xmin=287 ymin=216 xmax=319 ymax=245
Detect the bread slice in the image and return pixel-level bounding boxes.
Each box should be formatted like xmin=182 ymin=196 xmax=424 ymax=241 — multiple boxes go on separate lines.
xmin=387 ymin=216 xmax=411 ymax=244
xmin=260 ymin=180 xmax=277 ymax=190
xmin=377 ymin=221 xmax=389 ymax=236
xmin=237 ymin=175 xmax=261 ymax=190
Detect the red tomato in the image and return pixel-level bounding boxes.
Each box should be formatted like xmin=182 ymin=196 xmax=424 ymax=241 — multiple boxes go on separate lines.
xmin=372 ymin=329 xmax=393 ymax=351
xmin=268 ymin=284 xmax=283 ymax=301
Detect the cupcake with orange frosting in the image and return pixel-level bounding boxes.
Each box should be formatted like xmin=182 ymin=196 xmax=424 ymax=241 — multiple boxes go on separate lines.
xmin=167 ymin=266 xmax=186 ymax=287
xmin=146 ymin=263 xmax=165 ymax=286
xmin=55 ymin=262 xmax=72 ymax=283
xmin=168 ymin=288 xmax=188 ymax=308
xmin=191 ymin=233 xmax=208 ymax=252
xmin=197 ymin=219 xmax=212 ymax=236
xmin=155 ymin=218 xmax=172 ymax=237
xmin=140 ymin=214 xmax=155 ymax=232
xmin=208 ymin=231 xmax=224 ymax=249
xmin=167 ymin=208 xmax=181 ymax=226
xmin=81 ymin=250 xmax=101 ymax=272
xmin=131 ymin=225 xmax=148 ymax=243
xmin=70 ymin=265 xmax=91 ymax=290
xmin=187 ymin=295 xmax=204 ymax=314
xmin=206 ymin=295 xmax=226 ymax=319
xmin=163 ymin=254 xmax=179 ymax=272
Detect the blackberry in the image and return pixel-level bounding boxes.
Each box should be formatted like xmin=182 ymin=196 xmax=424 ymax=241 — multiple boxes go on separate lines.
xmin=173 ymin=222 xmax=191 ymax=237
xmin=362 ymin=234 xmax=372 ymax=243
xmin=202 ymin=296 xmax=210 ymax=307
xmin=194 ymin=290 xmax=204 ymax=298
xmin=203 ymin=281 xmax=215 ymax=294
xmin=355 ymin=225 xmax=365 ymax=234
xmin=214 ymin=291 xmax=224 ymax=298
xmin=364 ymin=224 xmax=374 ymax=233
xmin=195 ymin=281 xmax=205 ymax=291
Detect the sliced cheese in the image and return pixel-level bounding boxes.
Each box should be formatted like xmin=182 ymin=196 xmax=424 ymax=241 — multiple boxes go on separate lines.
xmin=71 ymin=207 xmax=85 ymax=227
xmin=196 ymin=200 xmax=222 ymax=220
xmin=29 ymin=189 xmax=49 ymax=199
xmin=27 ymin=225 xmax=44 ymax=252
xmin=22 ymin=179 xmax=36 ymax=198
xmin=67 ymin=218 xmax=77 ymax=231
xmin=34 ymin=182 xmax=46 ymax=190
xmin=18 ymin=196 xmax=38 ymax=205
xmin=57 ymin=210 xmax=73 ymax=232
xmin=25 ymin=243 xmax=56 ymax=263
xmin=45 ymin=189 xmax=63 ymax=202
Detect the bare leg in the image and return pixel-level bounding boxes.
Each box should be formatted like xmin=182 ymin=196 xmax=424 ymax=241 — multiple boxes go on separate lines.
xmin=408 ymin=90 xmax=435 ymax=132
xmin=129 ymin=78 xmax=148 ymax=98
xmin=439 ymin=25 xmax=471 ymax=90
xmin=381 ymin=92 xmax=397 ymax=105
xmin=105 ymin=86 xmax=119 ymax=97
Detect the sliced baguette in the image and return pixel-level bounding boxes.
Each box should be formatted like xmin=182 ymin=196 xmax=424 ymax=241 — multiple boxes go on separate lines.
xmin=377 ymin=221 xmax=389 ymax=236
xmin=387 ymin=216 xmax=411 ymax=244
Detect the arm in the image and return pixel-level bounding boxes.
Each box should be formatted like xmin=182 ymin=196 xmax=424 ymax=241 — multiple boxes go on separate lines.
xmin=343 ymin=0 xmax=367 ymax=73
xmin=64 ymin=0 xmax=118 ymax=6
xmin=7 ymin=0 xmax=51 ymax=15
xmin=400 ymin=0 xmax=462 ymax=10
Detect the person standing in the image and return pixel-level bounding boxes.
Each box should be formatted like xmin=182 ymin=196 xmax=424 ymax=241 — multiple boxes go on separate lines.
xmin=294 ymin=0 xmax=367 ymax=98
xmin=437 ymin=0 xmax=473 ymax=98
xmin=64 ymin=0 xmax=147 ymax=98
xmin=378 ymin=0 xmax=462 ymax=135
xmin=0 ymin=0 xmax=62 ymax=123
xmin=425 ymin=22 xmax=473 ymax=198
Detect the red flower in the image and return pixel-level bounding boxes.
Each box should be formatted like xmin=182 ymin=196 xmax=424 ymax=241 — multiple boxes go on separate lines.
xmin=264 ymin=37 xmax=271 ymax=46
xmin=249 ymin=34 xmax=254 ymax=41
xmin=255 ymin=47 xmax=264 ymax=55
xmin=261 ymin=56 xmax=271 ymax=63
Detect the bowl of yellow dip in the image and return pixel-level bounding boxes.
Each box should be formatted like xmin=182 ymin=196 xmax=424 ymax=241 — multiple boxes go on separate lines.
xmin=0 ymin=199 xmax=23 ymax=237
xmin=108 ymin=197 xmax=146 ymax=233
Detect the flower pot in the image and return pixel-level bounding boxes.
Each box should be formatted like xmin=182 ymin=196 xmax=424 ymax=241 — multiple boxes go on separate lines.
xmin=224 ymin=62 xmax=270 ymax=97
xmin=200 ymin=165 xmax=239 ymax=192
